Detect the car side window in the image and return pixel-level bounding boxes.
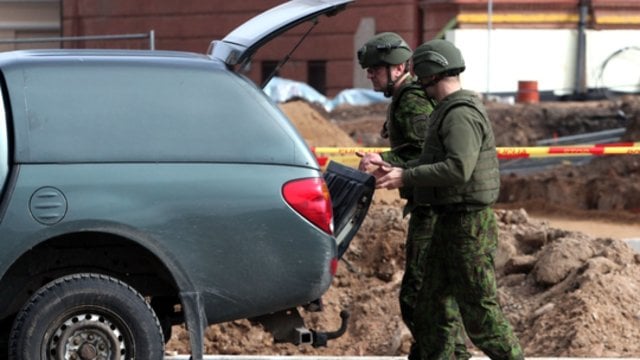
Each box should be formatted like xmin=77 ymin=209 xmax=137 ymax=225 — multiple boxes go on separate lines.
xmin=0 ymin=88 xmax=7 ymax=194
xmin=9 ymin=63 xmax=301 ymax=164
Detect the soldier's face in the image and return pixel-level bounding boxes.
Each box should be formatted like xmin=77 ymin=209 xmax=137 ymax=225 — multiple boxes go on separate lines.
xmin=366 ymin=64 xmax=404 ymax=92
xmin=366 ymin=66 xmax=387 ymax=91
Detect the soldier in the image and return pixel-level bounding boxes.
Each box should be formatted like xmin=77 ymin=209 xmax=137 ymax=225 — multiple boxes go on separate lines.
xmin=373 ymin=39 xmax=524 ymax=360
xmin=355 ymin=33 xmax=470 ymax=360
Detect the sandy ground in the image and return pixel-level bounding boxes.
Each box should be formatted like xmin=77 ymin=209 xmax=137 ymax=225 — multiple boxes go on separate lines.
xmin=533 ymin=216 xmax=640 ymax=240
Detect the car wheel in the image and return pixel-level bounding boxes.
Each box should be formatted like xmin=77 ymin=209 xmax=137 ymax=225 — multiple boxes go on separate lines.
xmin=8 ymin=273 xmax=164 ymax=360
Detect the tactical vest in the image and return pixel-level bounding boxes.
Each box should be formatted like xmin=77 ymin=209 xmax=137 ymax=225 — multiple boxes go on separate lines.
xmin=413 ymin=90 xmax=500 ymax=208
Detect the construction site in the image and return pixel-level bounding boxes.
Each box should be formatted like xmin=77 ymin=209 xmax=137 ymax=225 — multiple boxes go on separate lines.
xmin=165 ymin=94 xmax=640 ymax=357
xmin=2 ymin=0 xmax=640 ymax=358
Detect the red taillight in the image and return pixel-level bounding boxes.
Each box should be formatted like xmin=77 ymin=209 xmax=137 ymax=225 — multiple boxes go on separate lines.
xmin=330 ymin=257 xmax=339 ymax=276
xmin=282 ymin=177 xmax=334 ymax=235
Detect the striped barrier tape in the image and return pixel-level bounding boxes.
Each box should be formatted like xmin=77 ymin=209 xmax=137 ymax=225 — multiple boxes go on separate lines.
xmin=311 ymin=145 xmax=640 ymax=168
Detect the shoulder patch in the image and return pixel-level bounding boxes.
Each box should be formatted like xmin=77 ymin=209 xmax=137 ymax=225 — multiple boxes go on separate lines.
xmin=410 ymin=114 xmax=429 ymax=138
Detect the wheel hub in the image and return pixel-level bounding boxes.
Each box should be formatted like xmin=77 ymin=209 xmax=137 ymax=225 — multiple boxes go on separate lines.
xmin=78 ymin=343 xmax=97 ymax=359
xmin=49 ymin=312 xmax=126 ymax=360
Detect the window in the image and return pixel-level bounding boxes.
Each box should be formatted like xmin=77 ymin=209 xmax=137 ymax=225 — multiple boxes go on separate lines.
xmin=13 ymin=64 xmax=297 ymax=164
xmin=308 ymin=60 xmax=327 ymax=95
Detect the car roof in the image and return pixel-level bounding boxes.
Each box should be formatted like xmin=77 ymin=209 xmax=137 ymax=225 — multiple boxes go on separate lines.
xmin=0 ymin=49 xmax=226 ymax=70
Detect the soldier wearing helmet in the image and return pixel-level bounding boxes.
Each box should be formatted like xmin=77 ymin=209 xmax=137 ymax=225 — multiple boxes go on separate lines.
xmin=357 ymin=32 xmax=413 ymax=97
xmin=373 ymin=39 xmax=524 ymax=360
xmin=356 ymin=33 xmax=471 ymax=360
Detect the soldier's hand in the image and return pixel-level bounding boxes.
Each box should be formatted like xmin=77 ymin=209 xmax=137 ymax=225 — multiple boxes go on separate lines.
xmin=356 ymin=152 xmax=383 ymax=173
xmin=369 ymin=158 xmax=393 ymax=172
xmin=374 ymin=167 xmax=404 ymax=190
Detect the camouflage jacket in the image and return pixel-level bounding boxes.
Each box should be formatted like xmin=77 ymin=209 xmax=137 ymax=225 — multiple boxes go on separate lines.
xmin=380 ymin=76 xmax=434 ymax=203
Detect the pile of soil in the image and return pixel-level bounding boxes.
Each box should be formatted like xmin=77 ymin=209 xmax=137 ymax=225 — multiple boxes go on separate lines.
xmin=166 ymin=95 xmax=640 ymax=357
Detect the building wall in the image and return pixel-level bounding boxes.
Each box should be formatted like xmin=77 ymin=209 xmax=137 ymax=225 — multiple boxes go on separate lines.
xmin=56 ymin=0 xmax=640 ymax=96
xmin=420 ymin=0 xmax=640 ymax=40
xmin=449 ymin=28 xmax=640 ymax=96
xmin=0 ymin=0 xmax=60 ymax=52
xmin=61 ymin=0 xmax=424 ymax=96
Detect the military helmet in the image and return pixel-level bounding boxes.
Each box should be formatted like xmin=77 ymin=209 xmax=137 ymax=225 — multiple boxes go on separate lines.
xmin=357 ymin=32 xmax=412 ymax=69
xmin=412 ymin=39 xmax=465 ymax=78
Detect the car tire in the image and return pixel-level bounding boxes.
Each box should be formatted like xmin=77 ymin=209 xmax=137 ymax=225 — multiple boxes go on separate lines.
xmin=8 ymin=273 xmax=164 ymax=360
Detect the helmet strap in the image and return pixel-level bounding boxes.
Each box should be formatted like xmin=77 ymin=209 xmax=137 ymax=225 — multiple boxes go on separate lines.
xmin=383 ymin=64 xmax=409 ymax=97
xmin=384 ymin=66 xmax=394 ymax=97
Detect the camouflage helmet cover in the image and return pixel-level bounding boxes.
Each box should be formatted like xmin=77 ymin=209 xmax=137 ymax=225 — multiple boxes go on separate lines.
xmin=357 ymin=32 xmax=412 ymax=69
xmin=412 ymin=39 xmax=465 ymax=78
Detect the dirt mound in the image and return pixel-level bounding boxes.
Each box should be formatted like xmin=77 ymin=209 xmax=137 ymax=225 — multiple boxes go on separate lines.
xmin=279 ymin=100 xmax=358 ymax=147
xmin=167 ymin=205 xmax=640 ymax=357
xmin=166 ymin=97 xmax=640 ymax=357
xmin=498 ymin=94 xmax=640 ymax=215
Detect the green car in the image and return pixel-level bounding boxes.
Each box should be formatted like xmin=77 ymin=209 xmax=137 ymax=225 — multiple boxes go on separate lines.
xmin=0 ymin=1 xmax=373 ymax=359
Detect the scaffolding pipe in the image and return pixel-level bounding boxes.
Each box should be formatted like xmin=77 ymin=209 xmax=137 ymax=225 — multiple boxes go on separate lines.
xmin=574 ymin=0 xmax=589 ymax=97
xmin=0 ymin=30 xmax=155 ymax=50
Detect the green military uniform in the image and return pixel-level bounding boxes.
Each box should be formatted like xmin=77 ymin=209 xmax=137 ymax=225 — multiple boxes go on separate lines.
xmin=380 ymin=77 xmax=431 ymax=329
xmin=382 ymin=78 xmax=470 ymax=360
xmin=402 ymin=89 xmax=524 ymax=360
xmin=358 ymin=33 xmax=470 ymax=360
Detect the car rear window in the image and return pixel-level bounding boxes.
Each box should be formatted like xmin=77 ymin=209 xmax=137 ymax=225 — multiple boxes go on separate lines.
xmin=8 ymin=60 xmax=303 ymax=164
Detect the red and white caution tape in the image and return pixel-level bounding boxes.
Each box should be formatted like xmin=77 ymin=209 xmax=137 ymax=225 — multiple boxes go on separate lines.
xmin=311 ymin=145 xmax=640 ymax=167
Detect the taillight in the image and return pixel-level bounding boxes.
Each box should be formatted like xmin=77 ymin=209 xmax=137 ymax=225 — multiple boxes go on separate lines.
xmin=330 ymin=258 xmax=339 ymax=276
xmin=282 ymin=177 xmax=334 ymax=235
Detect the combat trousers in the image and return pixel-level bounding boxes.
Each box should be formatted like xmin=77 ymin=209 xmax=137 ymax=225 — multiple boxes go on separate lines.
xmin=401 ymin=206 xmax=471 ymax=360
xmin=413 ymin=207 xmax=524 ymax=360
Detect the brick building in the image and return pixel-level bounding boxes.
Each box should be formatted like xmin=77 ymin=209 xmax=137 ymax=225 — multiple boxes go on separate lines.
xmin=2 ymin=0 xmax=639 ymax=96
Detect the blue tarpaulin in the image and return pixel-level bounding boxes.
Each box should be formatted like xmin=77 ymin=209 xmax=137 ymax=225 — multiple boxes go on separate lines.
xmin=263 ymin=77 xmax=389 ymax=112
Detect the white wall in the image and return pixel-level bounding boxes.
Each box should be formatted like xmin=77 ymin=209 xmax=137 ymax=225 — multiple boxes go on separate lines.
xmin=587 ymin=30 xmax=640 ymax=93
xmin=446 ymin=29 xmax=640 ymax=96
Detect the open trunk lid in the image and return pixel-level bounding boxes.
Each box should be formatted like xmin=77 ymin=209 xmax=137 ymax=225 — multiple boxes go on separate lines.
xmin=209 ymin=0 xmax=353 ymax=68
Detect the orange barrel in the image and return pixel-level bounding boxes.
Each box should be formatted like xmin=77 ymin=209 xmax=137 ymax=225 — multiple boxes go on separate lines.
xmin=516 ymin=80 xmax=539 ymax=104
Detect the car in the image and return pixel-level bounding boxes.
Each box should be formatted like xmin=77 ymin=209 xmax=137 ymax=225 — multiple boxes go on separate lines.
xmin=0 ymin=0 xmax=374 ymax=359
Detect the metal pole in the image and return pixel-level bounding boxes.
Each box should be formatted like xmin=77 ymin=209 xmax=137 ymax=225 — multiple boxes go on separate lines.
xmin=0 ymin=33 xmax=151 ymax=45
xmin=486 ymin=0 xmax=493 ymax=97
xmin=149 ymin=30 xmax=155 ymax=50
xmin=574 ymin=0 xmax=589 ymax=98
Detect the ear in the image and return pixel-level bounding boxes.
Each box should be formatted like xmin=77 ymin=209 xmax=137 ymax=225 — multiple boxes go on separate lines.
xmin=392 ymin=63 xmax=407 ymax=76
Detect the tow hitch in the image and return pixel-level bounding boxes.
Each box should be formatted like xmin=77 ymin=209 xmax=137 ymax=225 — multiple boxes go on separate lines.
xmin=251 ymin=307 xmax=350 ymax=347
xmin=310 ymin=310 xmax=350 ymax=347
